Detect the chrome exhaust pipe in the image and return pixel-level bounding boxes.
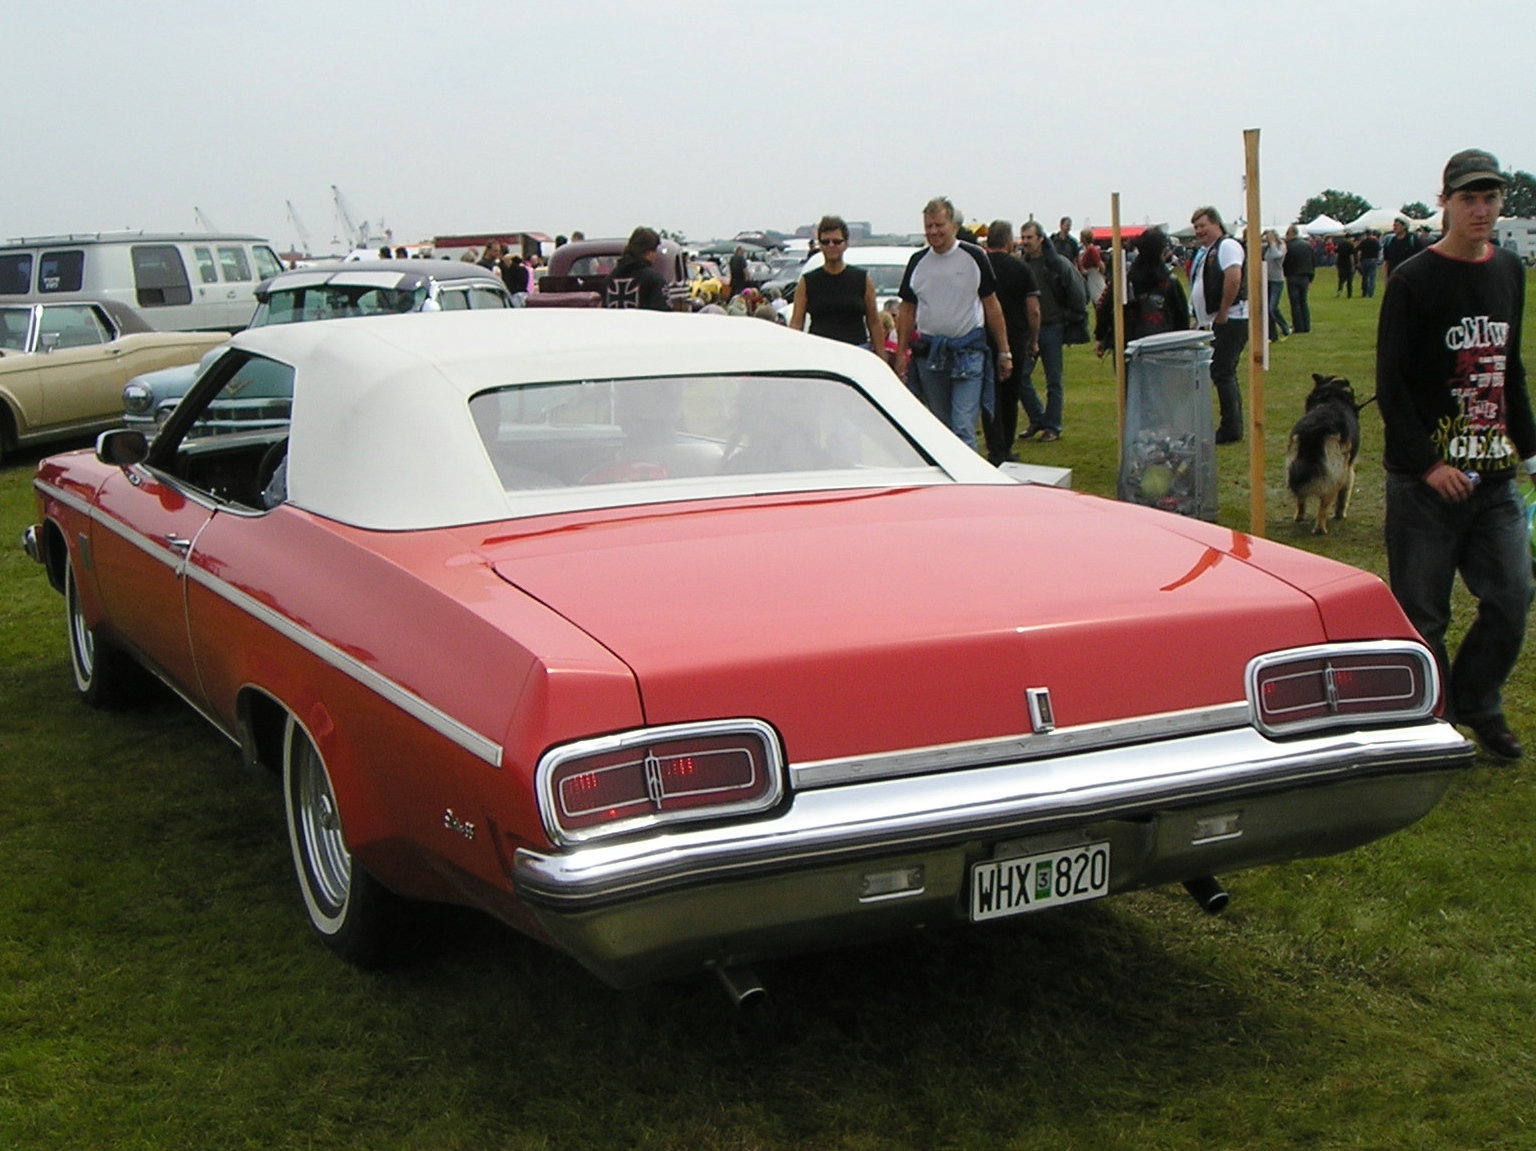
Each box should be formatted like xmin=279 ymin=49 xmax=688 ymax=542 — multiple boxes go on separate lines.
xmin=1183 ymin=876 xmax=1230 ymax=915
xmin=713 ymin=965 xmax=767 ymax=1008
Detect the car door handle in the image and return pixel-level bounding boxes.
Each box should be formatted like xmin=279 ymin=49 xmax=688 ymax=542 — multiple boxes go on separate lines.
xmin=164 ymin=535 xmax=192 ymax=555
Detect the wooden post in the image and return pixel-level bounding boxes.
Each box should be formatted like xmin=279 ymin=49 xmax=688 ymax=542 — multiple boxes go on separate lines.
xmin=1244 ymin=128 xmax=1266 ymax=537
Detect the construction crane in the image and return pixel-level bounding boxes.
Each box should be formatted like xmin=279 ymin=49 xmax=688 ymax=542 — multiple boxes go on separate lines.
xmin=332 ymin=185 xmax=372 ymax=251
xmin=194 ymin=206 xmax=220 ymax=232
xmin=285 ymin=200 xmax=313 ymax=258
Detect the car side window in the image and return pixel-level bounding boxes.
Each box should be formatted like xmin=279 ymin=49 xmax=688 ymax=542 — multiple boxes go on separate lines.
xmin=0 ymin=253 xmax=32 ymax=294
xmin=132 ymin=245 xmax=193 ymax=307
xmin=151 ymin=351 xmax=296 ymax=511
xmin=38 ymin=304 xmax=112 ymax=350
xmin=0 ymin=306 xmax=31 ymax=351
xmin=38 ymin=250 xmax=85 ymax=293
xmin=217 ymin=247 xmax=253 ymax=282
xmin=193 ymin=247 xmax=219 ymax=284
xmin=468 ymin=286 xmax=510 ymax=309
xmin=437 ymin=288 xmax=471 ymax=311
xmin=253 ymin=246 xmax=284 ymax=280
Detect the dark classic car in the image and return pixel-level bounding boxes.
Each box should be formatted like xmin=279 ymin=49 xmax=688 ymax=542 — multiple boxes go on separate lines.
xmin=121 ymin=260 xmax=511 ymax=430
xmin=26 ymin=309 xmax=1473 ymax=998
xmin=527 ymin=238 xmax=690 ymax=308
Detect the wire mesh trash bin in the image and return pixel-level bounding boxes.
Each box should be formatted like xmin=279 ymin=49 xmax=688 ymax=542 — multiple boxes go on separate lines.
xmin=1118 ymin=329 xmax=1217 ymax=521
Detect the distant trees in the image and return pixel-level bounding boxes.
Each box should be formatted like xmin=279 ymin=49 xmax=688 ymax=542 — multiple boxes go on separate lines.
xmin=1503 ymin=171 xmax=1536 ymax=218
xmin=1298 ymin=190 xmax=1372 ymax=225
xmin=1401 ymin=201 xmax=1432 ymax=220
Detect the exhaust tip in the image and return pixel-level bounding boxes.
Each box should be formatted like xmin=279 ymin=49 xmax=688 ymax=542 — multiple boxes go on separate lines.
xmin=1183 ymin=876 xmax=1230 ymax=915
xmin=714 ymin=964 xmax=768 ymax=1008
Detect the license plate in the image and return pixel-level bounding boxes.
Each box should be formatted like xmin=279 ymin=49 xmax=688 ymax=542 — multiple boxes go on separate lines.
xmin=970 ymin=841 xmax=1111 ymax=922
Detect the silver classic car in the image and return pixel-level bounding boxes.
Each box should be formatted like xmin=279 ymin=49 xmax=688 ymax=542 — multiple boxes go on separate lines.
xmin=121 ymin=260 xmax=512 ymax=430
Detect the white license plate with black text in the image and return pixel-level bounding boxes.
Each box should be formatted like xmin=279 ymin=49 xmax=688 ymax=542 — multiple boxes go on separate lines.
xmin=970 ymin=841 xmax=1110 ymax=922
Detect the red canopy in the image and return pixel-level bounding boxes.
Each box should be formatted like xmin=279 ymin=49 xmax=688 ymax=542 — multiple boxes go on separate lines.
xmin=1088 ymin=225 xmax=1152 ymax=243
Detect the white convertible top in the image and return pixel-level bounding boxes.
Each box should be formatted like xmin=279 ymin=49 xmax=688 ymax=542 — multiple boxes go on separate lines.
xmin=227 ymin=308 xmax=1006 ymax=530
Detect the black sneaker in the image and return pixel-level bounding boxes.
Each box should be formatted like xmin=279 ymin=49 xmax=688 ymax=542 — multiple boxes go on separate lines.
xmin=1215 ymin=429 xmax=1242 ymax=445
xmin=1471 ymin=720 xmax=1524 ymax=762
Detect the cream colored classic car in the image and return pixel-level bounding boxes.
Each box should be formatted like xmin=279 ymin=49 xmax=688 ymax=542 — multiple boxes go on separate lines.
xmin=0 ymin=299 xmax=223 ymax=463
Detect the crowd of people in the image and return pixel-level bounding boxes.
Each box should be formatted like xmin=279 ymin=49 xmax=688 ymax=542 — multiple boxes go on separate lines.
xmin=422 ymin=150 xmax=1532 ymax=764
xmin=684 ymin=150 xmax=1532 ymax=765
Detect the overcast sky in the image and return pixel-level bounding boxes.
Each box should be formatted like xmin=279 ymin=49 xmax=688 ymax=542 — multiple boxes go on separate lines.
xmin=7 ymin=1 xmax=1530 ymax=253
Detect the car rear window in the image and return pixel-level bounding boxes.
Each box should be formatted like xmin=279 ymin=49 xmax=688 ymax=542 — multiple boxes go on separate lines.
xmin=469 ymin=373 xmax=929 ymax=491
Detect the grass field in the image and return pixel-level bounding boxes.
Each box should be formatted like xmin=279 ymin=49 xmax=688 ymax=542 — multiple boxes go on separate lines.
xmin=2 ymin=281 xmax=1534 ymax=1150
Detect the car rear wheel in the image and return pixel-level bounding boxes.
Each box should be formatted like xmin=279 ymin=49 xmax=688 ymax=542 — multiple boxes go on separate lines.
xmin=283 ymin=716 xmax=400 ymax=966
xmin=65 ymin=559 xmax=144 ymax=708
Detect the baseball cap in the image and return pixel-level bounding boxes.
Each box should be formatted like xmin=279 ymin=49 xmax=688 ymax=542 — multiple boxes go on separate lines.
xmin=1443 ymin=148 xmax=1506 ymax=192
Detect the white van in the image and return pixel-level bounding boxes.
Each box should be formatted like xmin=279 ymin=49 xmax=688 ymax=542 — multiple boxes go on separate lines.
xmin=0 ymin=232 xmax=286 ymax=332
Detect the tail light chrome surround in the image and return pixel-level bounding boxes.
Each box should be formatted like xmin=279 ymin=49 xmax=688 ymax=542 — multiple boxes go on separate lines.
xmin=537 ymin=719 xmax=784 ymax=846
xmin=1247 ymin=641 xmax=1439 ymax=737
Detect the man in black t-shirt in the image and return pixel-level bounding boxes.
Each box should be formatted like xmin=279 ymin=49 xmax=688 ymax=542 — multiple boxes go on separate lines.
xmin=1377 ymin=148 xmax=1536 ymax=761
xmin=980 ymin=220 xmax=1041 ymax=464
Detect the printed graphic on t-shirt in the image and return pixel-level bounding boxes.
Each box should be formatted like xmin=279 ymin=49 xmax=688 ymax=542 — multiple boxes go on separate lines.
xmin=1436 ymin=314 xmax=1517 ymax=468
xmin=604 ymin=278 xmax=641 ymax=309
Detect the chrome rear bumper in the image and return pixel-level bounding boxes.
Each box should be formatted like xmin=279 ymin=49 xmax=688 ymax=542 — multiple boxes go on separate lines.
xmin=514 ymin=720 xmax=1472 ymax=986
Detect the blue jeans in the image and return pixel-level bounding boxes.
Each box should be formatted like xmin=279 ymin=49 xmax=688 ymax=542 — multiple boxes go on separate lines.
xmin=1286 ymin=276 xmax=1312 ymax=333
xmin=1020 ymin=321 xmax=1064 ymax=433
xmin=914 ymin=342 xmax=984 ymax=449
xmin=1384 ymin=474 xmax=1533 ymax=725
xmin=1266 ymin=280 xmax=1290 ymax=338
xmin=1359 ymin=258 xmax=1379 ymax=298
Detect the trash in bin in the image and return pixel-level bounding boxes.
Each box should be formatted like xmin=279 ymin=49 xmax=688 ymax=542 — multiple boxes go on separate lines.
xmin=1118 ymin=329 xmax=1217 ymax=521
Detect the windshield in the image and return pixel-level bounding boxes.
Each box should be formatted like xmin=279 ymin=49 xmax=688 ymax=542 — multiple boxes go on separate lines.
xmin=257 ymin=284 xmax=428 ymax=326
xmin=469 ymin=373 xmax=929 ymax=491
xmin=862 ymin=263 xmax=909 ymax=295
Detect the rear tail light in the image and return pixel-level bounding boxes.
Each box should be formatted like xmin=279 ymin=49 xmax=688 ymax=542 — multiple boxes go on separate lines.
xmin=537 ymin=720 xmax=784 ymax=844
xmin=1247 ymin=642 xmax=1438 ymax=736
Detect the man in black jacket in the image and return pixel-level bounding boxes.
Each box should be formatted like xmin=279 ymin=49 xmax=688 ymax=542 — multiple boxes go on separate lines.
xmin=1282 ymin=225 xmax=1316 ymax=333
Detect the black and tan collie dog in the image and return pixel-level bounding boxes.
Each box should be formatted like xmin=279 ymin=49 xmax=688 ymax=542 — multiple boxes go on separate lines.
xmin=1286 ymin=374 xmax=1361 ymax=535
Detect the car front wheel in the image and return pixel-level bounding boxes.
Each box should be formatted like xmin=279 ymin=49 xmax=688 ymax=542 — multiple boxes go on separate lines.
xmin=283 ymin=716 xmax=400 ymax=966
xmin=65 ymin=559 xmax=144 ymax=708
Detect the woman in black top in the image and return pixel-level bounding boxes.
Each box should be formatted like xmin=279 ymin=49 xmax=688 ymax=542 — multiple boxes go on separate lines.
xmin=789 ymin=215 xmax=889 ymax=363
xmin=1093 ymin=228 xmax=1190 ymax=355
xmin=602 ymin=227 xmax=672 ymax=311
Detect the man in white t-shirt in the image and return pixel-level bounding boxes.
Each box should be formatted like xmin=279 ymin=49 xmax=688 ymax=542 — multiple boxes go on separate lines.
xmin=1190 ymin=206 xmax=1248 ymax=443
xmin=895 ymin=197 xmax=1012 ymax=450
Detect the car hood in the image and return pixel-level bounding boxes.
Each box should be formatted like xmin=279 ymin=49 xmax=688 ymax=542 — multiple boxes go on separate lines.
xmin=484 ymin=485 xmax=1403 ymax=761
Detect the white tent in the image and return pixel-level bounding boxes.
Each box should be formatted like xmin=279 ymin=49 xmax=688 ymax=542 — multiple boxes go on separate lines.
xmin=1344 ymin=208 xmax=1410 ymax=233
xmin=1298 ymin=214 xmax=1345 ymax=236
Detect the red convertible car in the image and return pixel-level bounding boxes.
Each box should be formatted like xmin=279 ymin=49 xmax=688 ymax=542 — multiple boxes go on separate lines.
xmin=25 ymin=309 xmax=1472 ymax=996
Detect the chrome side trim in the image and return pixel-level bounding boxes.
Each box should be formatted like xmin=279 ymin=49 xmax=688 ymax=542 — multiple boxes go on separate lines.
xmin=184 ymin=565 xmax=504 ymax=767
xmin=35 ymin=479 xmax=504 ymax=767
xmin=516 ymin=720 xmax=1473 ymax=909
xmin=790 ymin=703 xmax=1251 ymax=789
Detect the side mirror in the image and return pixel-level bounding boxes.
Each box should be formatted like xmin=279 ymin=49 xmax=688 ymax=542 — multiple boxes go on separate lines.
xmin=96 ymin=428 xmax=150 ymax=468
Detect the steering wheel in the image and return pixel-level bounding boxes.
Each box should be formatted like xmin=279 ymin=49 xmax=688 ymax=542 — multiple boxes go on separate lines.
xmin=256 ymin=438 xmax=289 ymax=506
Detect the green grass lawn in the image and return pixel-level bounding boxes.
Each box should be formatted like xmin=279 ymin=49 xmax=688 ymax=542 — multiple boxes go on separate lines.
xmin=2 ymin=281 xmax=1534 ymax=1150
